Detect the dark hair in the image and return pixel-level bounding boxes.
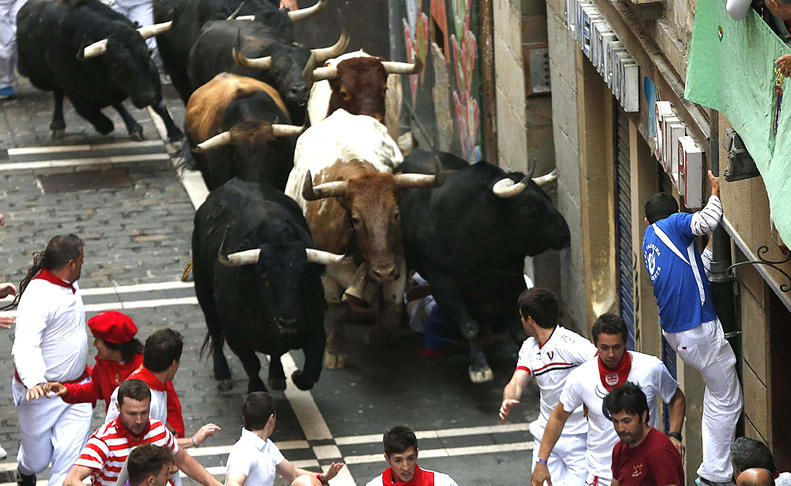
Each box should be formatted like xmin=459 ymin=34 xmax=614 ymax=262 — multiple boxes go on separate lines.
xmin=602 ymin=381 xmax=650 ymax=423
xmin=105 ymin=338 xmax=144 ymax=363
xmin=143 ymin=329 xmax=183 ymax=372
xmin=118 ymin=379 xmax=151 ymax=406
xmin=591 ymin=313 xmax=629 ymax=346
xmin=242 ymin=392 xmax=276 ymax=430
xmin=2 ymin=234 xmax=83 ymax=310
xmin=645 ymin=193 xmax=679 ymax=224
xmin=518 ymin=288 xmax=559 ymax=329
xmin=383 ymin=425 xmax=418 ymax=456
xmin=731 ymin=437 xmax=776 ymax=475
xmin=127 ymin=444 xmax=173 ymax=485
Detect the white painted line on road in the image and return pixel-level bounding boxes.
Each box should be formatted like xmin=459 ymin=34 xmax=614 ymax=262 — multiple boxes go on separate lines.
xmin=0 ymin=153 xmax=170 ymax=171
xmin=334 ymin=422 xmax=532 ymax=446
xmin=0 ymin=281 xmax=193 ymax=302
xmin=7 ymin=140 xmax=164 ymax=156
xmin=0 ymin=295 xmax=199 ymax=317
xmin=344 ymin=441 xmax=534 ymax=465
xmin=186 ymin=439 xmax=309 ymax=457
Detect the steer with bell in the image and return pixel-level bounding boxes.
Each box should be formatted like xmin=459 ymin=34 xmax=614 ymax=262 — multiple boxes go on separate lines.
xmin=397 ymin=150 xmax=571 ymax=383
xmin=193 ymin=177 xmax=343 ymax=392
xmin=17 ymin=0 xmax=182 ymax=142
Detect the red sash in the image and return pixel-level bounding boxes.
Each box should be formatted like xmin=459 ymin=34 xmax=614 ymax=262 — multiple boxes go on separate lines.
xmin=33 ymin=269 xmax=75 ymax=294
xmin=380 ymin=466 xmax=434 ymax=486
xmin=598 ymin=351 xmax=632 ymax=392
xmin=14 ymin=366 xmax=89 ymax=386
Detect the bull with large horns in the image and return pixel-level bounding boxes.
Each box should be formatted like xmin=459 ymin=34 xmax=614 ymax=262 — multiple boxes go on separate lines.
xmin=193 ymin=178 xmax=340 ymax=392
xmin=153 ymin=0 xmax=328 ymax=105
xmin=17 ymin=0 xmax=182 ymax=141
xmin=396 ymin=149 xmax=570 ymax=383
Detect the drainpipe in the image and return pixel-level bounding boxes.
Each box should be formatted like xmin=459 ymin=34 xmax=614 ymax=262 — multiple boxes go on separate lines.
xmin=706 ymin=111 xmax=741 ymax=362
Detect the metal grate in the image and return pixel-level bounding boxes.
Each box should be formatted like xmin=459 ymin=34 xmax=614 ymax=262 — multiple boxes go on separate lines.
xmin=36 ymin=168 xmax=133 ymax=194
xmin=614 ymin=107 xmax=635 ymax=350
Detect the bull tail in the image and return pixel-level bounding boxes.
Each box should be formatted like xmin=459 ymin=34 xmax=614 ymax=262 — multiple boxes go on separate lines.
xmin=200 ymin=317 xmax=224 ymax=360
xmin=178 ymin=138 xmax=197 ymax=170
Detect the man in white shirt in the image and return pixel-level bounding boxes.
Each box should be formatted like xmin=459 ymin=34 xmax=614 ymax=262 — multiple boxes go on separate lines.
xmin=530 ymin=313 xmax=686 ymax=486
xmin=499 ymin=288 xmax=595 ymax=485
xmin=226 ymin=392 xmax=344 ymax=486
xmin=365 ymin=426 xmax=458 ymax=486
xmin=731 ymin=437 xmax=791 ymax=486
xmin=12 ymin=234 xmax=94 ymax=486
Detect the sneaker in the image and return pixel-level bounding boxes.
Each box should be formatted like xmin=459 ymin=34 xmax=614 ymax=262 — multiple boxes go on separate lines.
xmin=16 ymin=468 xmax=35 ymax=486
xmin=0 ymin=85 xmax=15 ymax=99
xmin=0 ymin=444 xmax=6 ymax=459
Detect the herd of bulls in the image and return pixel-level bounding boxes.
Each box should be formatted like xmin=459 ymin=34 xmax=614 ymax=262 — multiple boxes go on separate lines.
xmin=14 ymin=0 xmax=572 ymax=390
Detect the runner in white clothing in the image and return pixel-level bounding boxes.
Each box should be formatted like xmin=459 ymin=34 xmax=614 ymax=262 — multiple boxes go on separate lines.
xmin=500 ymin=288 xmax=595 ymax=486
xmin=10 ymin=234 xmax=93 ymax=486
xmin=531 ymin=313 xmax=686 ymax=486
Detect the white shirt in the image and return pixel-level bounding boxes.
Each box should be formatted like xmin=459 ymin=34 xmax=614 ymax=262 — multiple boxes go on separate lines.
xmin=776 ymin=472 xmax=791 ymax=486
xmin=558 ymin=351 xmax=680 ymax=480
xmin=226 ymin=428 xmax=285 ymax=486
xmin=516 ymin=326 xmax=597 ymax=438
xmin=365 ymin=468 xmax=458 ymax=486
xmin=12 ymin=279 xmax=88 ymax=388
xmin=105 ymin=386 xmax=167 ymax=425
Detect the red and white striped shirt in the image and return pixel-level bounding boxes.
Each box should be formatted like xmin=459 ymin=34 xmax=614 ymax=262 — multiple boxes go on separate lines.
xmin=75 ymin=418 xmax=179 ymax=486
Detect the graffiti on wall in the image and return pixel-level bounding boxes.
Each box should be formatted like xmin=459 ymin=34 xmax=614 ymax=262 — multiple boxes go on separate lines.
xmin=402 ymin=0 xmax=481 ymax=162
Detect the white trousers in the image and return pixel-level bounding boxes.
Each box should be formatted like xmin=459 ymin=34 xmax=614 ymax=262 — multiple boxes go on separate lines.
xmin=12 ymin=378 xmax=93 ymax=486
xmin=0 ymin=0 xmax=27 ymax=86
xmin=531 ymin=434 xmax=587 ymax=486
xmin=106 ymin=0 xmax=156 ymax=50
xmin=663 ymin=318 xmax=743 ymax=483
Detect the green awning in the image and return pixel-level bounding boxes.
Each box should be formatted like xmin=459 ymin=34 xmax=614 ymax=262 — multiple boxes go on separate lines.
xmin=685 ymin=0 xmax=791 ymax=243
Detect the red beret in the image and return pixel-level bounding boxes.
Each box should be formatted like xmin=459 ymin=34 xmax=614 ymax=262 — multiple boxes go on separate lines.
xmin=88 ymin=311 xmax=137 ymax=344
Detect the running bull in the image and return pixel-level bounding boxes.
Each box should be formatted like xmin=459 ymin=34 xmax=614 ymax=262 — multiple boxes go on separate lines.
xmin=187 ymin=20 xmax=347 ymax=124
xmin=185 ymin=72 xmax=304 ymax=191
xmin=397 ymin=150 xmax=571 ymax=383
xmin=193 ymin=177 xmax=345 ymax=392
xmin=285 ymin=109 xmax=443 ymax=368
xmin=17 ymin=0 xmax=182 ymax=142
xmin=154 ymin=0 xmax=326 ymax=104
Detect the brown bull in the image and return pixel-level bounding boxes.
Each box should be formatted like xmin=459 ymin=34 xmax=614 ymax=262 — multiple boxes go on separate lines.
xmin=300 ymin=159 xmax=440 ymax=367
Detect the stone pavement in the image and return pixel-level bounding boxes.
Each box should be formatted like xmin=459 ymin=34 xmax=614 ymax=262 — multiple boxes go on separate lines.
xmin=0 ymin=75 xmax=539 ymax=486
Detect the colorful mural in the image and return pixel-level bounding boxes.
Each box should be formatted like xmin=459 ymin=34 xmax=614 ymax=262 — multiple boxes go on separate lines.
xmin=400 ymin=0 xmax=482 ymax=162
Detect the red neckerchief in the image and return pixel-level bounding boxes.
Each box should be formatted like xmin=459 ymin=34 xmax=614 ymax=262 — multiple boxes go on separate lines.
xmin=112 ymin=417 xmax=151 ymax=446
xmin=381 ymin=466 xmax=434 ymax=486
xmin=126 ymin=365 xmax=185 ymax=438
xmin=598 ymin=351 xmax=632 ymax=392
xmin=34 ymin=269 xmax=75 ymax=294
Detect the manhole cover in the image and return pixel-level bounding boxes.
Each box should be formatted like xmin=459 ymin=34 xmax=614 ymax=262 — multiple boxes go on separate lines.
xmin=36 ymin=168 xmax=133 ymax=194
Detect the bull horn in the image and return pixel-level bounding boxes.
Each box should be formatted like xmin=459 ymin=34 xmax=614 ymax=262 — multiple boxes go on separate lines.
xmin=218 ymin=249 xmax=260 ymax=266
xmin=82 ymin=39 xmax=109 ymax=59
xmin=302 ymin=170 xmax=347 ymax=200
xmin=381 ymin=56 xmax=423 ymax=75
xmin=271 ymin=124 xmax=306 ymax=137
xmin=232 ymin=47 xmax=272 ymax=70
xmin=492 ymin=176 xmax=529 ymax=198
xmin=532 ymin=169 xmax=558 ymax=187
xmin=138 ymin=20 xmax=173 ymax=40
xmin=193 ymin=131 xmax=232 ymax=152
xmin=305 ymin=248 xmax=347 ymax=265
xmin=305 ymin=64 xmax=338 ymax=82
xmin=311 ymin=30 xmax=350 ymax=63
xmin=287 ymin=0 xmax=327 ymax=22
xmin=226 ymin=1 xmax=247 ymax=20
xmin=393 ymin=173 xmax=441 ymax=188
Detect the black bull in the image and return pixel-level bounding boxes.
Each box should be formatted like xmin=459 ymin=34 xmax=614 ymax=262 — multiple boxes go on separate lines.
xmin=396 ymin=150 xmax=571 ymax=382
xmin=187 ymin=20 xmax=313 ymax=124
xmin=17 ymin=0 xmax=182 ymax=142
xmin=153 ymin=0 xmax=291 ymax=105
xmin=193 ymin=178 xmax=327 ymax=392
